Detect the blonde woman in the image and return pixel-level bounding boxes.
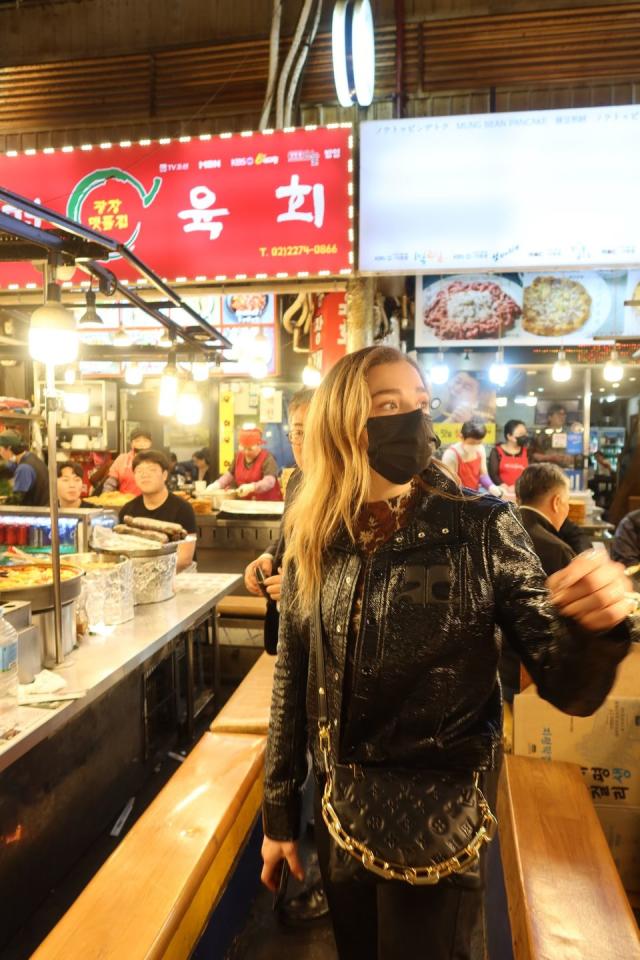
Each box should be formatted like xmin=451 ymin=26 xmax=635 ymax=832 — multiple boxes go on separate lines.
xmin=261 ymin=345 xmax=635 ymax=960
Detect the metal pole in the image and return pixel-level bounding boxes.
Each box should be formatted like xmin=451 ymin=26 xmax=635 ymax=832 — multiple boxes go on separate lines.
xmin=583 ymin=367 xmax=592 ymax=492
xmin=45 ymin=363 xmax=64 ymax=664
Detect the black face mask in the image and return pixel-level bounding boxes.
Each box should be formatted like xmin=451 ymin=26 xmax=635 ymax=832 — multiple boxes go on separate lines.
xmin=366 ymin=409 xmax=440 ymax=485
xmin=515 ymin=436 xmax=530 ymax=448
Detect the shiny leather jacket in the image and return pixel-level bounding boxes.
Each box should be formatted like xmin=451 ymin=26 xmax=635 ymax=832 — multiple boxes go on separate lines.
xmin=263 ymin=467 xmax=635 ymax=841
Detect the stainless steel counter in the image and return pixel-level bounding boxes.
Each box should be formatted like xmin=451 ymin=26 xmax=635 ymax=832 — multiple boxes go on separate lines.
xmin=0 ymin=571 xmax=240 ymax=774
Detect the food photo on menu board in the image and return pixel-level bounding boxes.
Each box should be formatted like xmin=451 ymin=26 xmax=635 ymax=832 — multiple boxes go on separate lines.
xmin=428 ymin=369 xmax=497 ymax=446
xmin=414 ymin=270 xmax=626 ymax=347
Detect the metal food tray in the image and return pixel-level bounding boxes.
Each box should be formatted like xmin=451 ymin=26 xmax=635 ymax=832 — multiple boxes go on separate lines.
xmin=0 ymin=563 xmax=84 ymax=611
xmin=97 ymin=540 xmax=180 ymax=559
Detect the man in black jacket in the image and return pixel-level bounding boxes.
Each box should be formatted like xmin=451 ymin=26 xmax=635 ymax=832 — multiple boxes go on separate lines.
xmin=516 ymin=463 xmax=575 ymax=576
xmin=0 ymin=432 xmax=49 ymax=506
xmin=612 ymin=509 xmax=640 ymax=569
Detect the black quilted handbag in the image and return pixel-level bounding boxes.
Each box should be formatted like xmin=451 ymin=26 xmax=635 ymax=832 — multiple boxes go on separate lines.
xmin=313 ymin=599 xmax=497 ymax=886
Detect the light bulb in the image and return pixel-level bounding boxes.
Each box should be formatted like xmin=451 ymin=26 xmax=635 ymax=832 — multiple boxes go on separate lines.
xmin=125 ymin=363 xmax=143 ymax=386
xmin=488 ymin=350 xmax=509 ymax=387
xmin=158 ymin=364 xmax=179 ymax=417
xmin=191 ymin=362 xmax=209 ymax=382
xmin=605 ymin=393 xmax=617 ymax=403
xmin=302 ymin=360 xmax=322 ymax=388
xmin=29 ymin=299 xmax=78 ymax=365
xmin=249 ymin=330 xmax=271 ymax=364
xmin=176 ymin=382 xmax=203 ymax=425
xmin=64 ymin=366 xmax=76 ymax=385
xmin=248 ymin=359 xmax=269 ymax=380
xmin=158 ymin=331 xmax=173 ymax=349
xmin=113 ymin=324 xmax=132 ymax=347
xmin=552 ymin=349 xmax=572 ymax=383
xmin=63 ymin=391 xmax=90 ymax=414
xmin=430 ymin=352 xmax=449 ymax=385
xmin=603 ymin=349 xmax=624 ymax=383
xmin=495 ymin=396 xmax=508 ymax=408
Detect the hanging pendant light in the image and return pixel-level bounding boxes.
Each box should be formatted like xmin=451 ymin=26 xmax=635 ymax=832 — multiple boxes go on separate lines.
xmin=302 ymin=358 xmax=322 ymax=387
xmin=124 ymin=363 xmax=143 ymax=386
xmin=488 ymin=348 xmax=509 ymax=387
xmin=176 ymin=381 xmax=203 ymax=425
xmin=603 ymin=348 xmax=624 ymax=383
xmin=78 ymin=289 xmax=104 ymax=327
xmin=29 ymin=284 xmax=79 ymax=366
xmin=158 ymin=354 xmax=179 ymax=417
xmin=430 ymin=351 xmax=449 ymax=385
xmin=113 ymin=320 xmax=132 ymax=348
xmin=552 ymin=349 xmax=572 ymax=382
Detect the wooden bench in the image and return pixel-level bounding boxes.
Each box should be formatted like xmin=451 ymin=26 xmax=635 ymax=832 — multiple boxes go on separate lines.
xmin=216 ymin=595 xmax=267 ymax=621
xmin=498 ymin=754 xmax=640 ymax=960
xmin=210 ymin=651 xmax=275 ymax=736
xmin=32 ymin=731 xmax=266 ymax=960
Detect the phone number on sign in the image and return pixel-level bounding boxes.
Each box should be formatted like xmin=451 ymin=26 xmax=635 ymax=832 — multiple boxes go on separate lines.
xmin=259 ymin=244 xmax=339 ymax=257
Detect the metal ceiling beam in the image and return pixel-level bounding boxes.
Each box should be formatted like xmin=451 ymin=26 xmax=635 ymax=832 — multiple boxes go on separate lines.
xmin=0 ymin=186 xmax=232 ymax=350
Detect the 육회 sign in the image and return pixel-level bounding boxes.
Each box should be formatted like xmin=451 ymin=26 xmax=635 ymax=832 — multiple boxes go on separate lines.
xmin=0 ymin=125 xmax=353 ymax=288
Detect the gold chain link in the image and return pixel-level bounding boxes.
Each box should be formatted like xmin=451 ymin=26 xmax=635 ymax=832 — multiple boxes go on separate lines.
xmin=318 ymin=723 xmax=498 ymax=886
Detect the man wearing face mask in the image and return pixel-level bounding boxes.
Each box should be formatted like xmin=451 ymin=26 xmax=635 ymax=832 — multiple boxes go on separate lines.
xmin=488 ymin=419 xmax=529 ymax=500
xmin=515 ymin=464 xmax=575 ymax=576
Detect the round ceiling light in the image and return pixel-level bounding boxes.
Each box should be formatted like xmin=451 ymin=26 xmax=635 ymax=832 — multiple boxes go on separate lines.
xmin=332 ymin=0 xmax=375 ymax=108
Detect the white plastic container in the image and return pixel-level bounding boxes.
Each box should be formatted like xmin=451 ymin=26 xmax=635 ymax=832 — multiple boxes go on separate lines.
xmin=0 ymin=608 xmax=19 ymax=710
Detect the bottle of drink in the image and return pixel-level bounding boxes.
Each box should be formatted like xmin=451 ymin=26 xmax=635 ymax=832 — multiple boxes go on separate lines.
xmin=0 ymin=609 xmax=19 ymax=710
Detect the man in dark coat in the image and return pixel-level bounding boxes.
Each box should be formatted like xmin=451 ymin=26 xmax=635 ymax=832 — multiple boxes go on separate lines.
xmin=612 ymin=509 xmax=640 ymax=569
xmin=515 ymin=463 xmax=575 ymax=576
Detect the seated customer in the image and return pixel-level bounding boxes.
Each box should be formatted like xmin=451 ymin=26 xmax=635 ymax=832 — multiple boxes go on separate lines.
xmin=57 ymin=461 xmax=93 ymax=509
xmin=119 ymin=450 xmax=197 ymax=573
xmin=515 ymin=463 xmax=575 ymax=576
xmin=612 ymin=509 xmax=640 ymax=569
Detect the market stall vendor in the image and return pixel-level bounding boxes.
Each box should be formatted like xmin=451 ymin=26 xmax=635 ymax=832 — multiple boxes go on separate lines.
xmin=207 ymin=428 xmax=282 ymax=501
xmin=0 ymin=432 xmax=49 ymax=506
xmin=488 ymin=419 xmax=530 ymax=499
xmin=57 ymin=460 xmax=94 ymax=509
xmin=441 ymin=421 xmax=502 ymax=496
xmin=103 ymin=429 xmax=153 ymax=496
xmin=118 ymin=450 xmax=197 ymax=573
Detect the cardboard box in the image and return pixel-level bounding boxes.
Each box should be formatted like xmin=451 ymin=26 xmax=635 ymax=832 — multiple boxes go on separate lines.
xmin=594 ymin=803 xmax=640 ymax=894
xmin=513 ymin=647 xmax=640 ymax=808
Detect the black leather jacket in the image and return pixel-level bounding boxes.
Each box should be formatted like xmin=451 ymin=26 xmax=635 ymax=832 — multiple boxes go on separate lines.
xmin=263 ymin=467 xmax=635 ymax=841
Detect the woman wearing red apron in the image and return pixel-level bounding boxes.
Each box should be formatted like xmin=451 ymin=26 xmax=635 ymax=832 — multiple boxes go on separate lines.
xmin=488 ymin=419 xmax=529 ymax=501
xmin=207 ymin=427 xmax=283 ymax=502
xmin=441 ymin=421 xmax=503 ymax=495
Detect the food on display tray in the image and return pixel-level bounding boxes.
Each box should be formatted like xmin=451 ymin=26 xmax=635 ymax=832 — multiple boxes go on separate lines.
xmin=522 ymin=275 xmax=591 ymax=336
xmin=84 ymin=492 xmax=136 ymax=508
xmin=191 ymin=499 xmax=212 ymax=515
xmin=0 ymin=563 xmax=80 ymax=588
xmin=423 ymin=278 xmax=521 ymax=340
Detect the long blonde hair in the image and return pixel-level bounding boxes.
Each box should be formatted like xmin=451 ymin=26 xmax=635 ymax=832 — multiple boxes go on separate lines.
xmin=283 ymin=346 xmax=434 ymax=616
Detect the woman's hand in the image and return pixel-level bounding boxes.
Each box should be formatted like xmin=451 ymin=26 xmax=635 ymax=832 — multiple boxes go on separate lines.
xmin=244 ymin=555 xmax=273 ymax=595
xmin=548 ymin=550 xmax=635 ymax=633
xmin=264 ymin=570 xmax=283 ymax=602
xmin=261 ymin=836 xmax=305 ymax=892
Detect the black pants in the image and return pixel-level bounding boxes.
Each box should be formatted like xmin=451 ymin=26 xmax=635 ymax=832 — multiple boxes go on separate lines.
xmin=314 ymin=765 xmax=500 ymax=960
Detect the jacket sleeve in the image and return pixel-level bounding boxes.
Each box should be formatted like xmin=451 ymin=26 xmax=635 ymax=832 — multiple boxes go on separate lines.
xmin=488 ymin=502 xmax=635 ymax=716
xmin=262 ymin=563 xmax=310 ymax=841
xmin=488 ymin=447 xmax=501 ymax=485
xmin=612 ymin=515 xmax=640 ymax=568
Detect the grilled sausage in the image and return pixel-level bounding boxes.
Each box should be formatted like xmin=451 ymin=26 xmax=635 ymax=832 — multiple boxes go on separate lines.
xmin=114 ymin=524 xmax=169 ymax=544
xmin=123 ymin=515 xmax=186 ymax=538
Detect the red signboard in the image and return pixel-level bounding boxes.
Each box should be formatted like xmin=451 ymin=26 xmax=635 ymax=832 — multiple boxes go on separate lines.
xmin=310 ymin=292 xmax=348 ymax=373
xmin=0 ymin=126 xmax=353 ymax=289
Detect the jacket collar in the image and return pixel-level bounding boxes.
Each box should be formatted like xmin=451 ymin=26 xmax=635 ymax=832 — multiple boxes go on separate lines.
xmin=519 ymin=505 xmax=559 ymax=537
xmin=332 ymin=463 xmax=464 ymax=552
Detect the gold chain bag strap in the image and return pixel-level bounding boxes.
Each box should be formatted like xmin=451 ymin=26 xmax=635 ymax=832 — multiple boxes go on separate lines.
xmin=313 ymin=597 xmax=497 ymax=886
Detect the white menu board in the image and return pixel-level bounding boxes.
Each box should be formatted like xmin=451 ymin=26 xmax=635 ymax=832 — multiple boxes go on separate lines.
xmin=359 ymin=106 xmax=640 ymax=273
